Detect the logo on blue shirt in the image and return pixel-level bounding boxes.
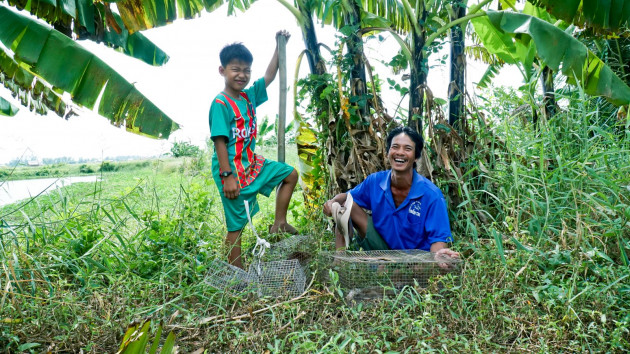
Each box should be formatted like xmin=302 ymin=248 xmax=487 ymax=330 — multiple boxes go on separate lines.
xmin=409 ymin=201 xmax=421 ymax=217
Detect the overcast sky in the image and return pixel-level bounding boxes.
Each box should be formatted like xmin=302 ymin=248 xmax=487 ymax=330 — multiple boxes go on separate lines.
xmin=0 ymin=0 xmax=515 ymax=165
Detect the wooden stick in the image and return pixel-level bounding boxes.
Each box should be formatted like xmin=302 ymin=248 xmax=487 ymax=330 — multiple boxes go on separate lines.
xmin=277 ymin=34 xmax=287 ymax=163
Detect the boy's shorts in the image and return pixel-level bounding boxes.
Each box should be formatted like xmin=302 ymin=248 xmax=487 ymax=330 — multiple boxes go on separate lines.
xmin=214 ymin=159 xmax=294 ymax=232
xmin=352 ymin=216 xmax=390 ymax=251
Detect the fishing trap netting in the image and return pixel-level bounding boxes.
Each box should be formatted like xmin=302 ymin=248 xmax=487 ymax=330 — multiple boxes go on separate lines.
xmin=322 ymin=250 xmax=462 ymax=301
xmin=205 ymin=235 xmax=313 ymax=298
xmin=264 ymin=234 xmax=317 ymax=266
xmin=205 ymin=259 xmax=256 ymax=294
xmin=248 ymin=259 xmax=306 ymax=298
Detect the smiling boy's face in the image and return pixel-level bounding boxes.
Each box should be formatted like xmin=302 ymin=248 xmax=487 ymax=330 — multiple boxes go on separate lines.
xmin=219 ymin=59 xmax=251 ymax=97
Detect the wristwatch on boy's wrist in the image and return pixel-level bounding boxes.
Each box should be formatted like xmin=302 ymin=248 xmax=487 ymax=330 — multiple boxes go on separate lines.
xmin=220 ymin=170 xmax=233 ymax=178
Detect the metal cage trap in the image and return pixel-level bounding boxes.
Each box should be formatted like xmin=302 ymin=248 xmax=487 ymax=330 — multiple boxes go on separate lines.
xmin=265 ymin=234 xmax=316 ymax=266
xmin=248 ymin=259 xmax=306 ymax=298
xmin=323 ymin=249 xmax=462 ymax=301
xmin=205 ymin=259 xmax=257 ymax=293
xmin=205 ymin=234 xmax=311 ymax=298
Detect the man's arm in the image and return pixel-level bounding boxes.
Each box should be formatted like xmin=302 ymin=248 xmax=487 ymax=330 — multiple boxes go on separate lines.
xmin=323 ymin=193 xmax=349 ymax=217
xmin=213 ymin=137 xmax=239 ymax=199
xmin=264 ymin=30 xmax=290 ymax=87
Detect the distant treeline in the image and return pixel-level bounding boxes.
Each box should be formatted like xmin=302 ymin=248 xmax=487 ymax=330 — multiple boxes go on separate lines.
xmin=4 ymin=155 xmax=159 ymax=167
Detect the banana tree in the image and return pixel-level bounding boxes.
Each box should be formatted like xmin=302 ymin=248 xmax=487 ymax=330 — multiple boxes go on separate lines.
xmin=277 ymin=0 xmax=326 ymax=74
xmin=277 ymin=0 xmax=400 ymax=195
xmin=357 ymin=0 xmax=494 ymax=133
xmin=318 ymin=0 xmax=392 ymax=118
xmin=472 ymin=2 xmax=556 ymax=122
xmin=1 ymin=50 xmax=67 ymax=117
xmin=448 ymin=0 xmax=466 ymax=128
xmin=471 ymin=10 xmax=630 ymax=107
xmin=1 ymin=0 xmax=171 ymax=123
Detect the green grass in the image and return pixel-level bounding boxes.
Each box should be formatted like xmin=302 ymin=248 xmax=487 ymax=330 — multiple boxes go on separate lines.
xmin=0 ymin=158 xmax=157 ymax=181
xmin=1 ymin=104 xmax=629 ymax=354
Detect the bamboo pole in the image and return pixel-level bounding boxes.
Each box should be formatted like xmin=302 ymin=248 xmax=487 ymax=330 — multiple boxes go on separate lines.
xmin=277 ymin=35 xmax=287 ymax=163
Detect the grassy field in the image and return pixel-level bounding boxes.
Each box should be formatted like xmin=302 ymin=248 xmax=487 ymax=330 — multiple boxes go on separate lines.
xmin=0 ymin=159 xmax=155 ymax=181
xmin=1 ymin=109 xmax=630 ymax=353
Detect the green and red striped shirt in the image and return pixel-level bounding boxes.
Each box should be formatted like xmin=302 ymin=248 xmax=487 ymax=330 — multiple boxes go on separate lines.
xmin=209 ymin=78 xmax=268 ymax=188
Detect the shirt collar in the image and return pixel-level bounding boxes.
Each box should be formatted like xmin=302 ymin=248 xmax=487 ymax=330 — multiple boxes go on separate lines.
xmin=379 ymin=170 xmax=426 ymax=199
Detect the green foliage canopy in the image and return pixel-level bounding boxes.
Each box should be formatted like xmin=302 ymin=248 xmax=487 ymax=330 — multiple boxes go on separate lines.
xmin=0 ymin=5 xmax=180 ymax=138
xmin=528 ymin=0 xmax=630 ymax=33
xmin=472 ymin=10 xmax=630 ymax=106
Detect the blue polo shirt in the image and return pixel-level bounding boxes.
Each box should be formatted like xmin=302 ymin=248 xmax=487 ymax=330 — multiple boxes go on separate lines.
xmin=349 ymin=170 xmax=453 ymax=251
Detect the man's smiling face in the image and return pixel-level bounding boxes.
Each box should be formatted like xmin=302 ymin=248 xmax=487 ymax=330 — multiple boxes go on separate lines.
xmin=387 ymin=133 xmax=416 ymax=172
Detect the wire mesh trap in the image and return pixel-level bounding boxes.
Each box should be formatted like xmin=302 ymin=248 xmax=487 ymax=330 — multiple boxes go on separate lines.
xmin=266 ymin=234 xmax=316 ymax=266
xmin=205 ymin=259 xmax=256 ymax=293
xmin=205 ymin=258 xmax=307 ymax=298
xmin=249 ymin=259 xmax=306 ymax=298
xmin=205 ymin=234 xmax=311 ymax=298
xmin=323 ymin=250 xmax=462 ymax=301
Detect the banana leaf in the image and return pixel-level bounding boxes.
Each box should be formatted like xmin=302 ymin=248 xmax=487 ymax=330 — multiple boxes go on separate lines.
xmin=362 ymin=0 xmax=411 ymax=34
xmin=102 ymin=7 xmax=170 ymax=66
xmin=0 ymin=96 xmax=19 ymax=116
xmin=476 ymin=62 xmax=501 ymax=89
xmin=472 ymin=10 xmax=630 ymax=106
xmin=528 ymin=0 xmax=630 ymax=33
xmin=0 ymin=49 xmax=67 ymax=116
xmin=115 ymin=0 xmax=253 ymax=34
xmin=0 ymin=7 xmax=179 ymax=138
xmin=5 ymin=0 xmax=169 ymax=66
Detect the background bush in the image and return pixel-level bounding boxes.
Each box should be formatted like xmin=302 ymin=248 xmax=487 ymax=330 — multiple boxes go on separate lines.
xmin=170 ymin=141 xmax=202 ymax=158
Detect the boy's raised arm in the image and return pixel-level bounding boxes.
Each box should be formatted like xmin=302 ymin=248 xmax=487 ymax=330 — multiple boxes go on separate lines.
xmin=264 ymin=30 xmax=290 ymax=87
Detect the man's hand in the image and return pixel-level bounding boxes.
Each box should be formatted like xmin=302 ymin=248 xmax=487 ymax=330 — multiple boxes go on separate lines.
xmin=323 ymin=199 xmax=336 ymax=217
xmin=323 ymin=193 xmax=347 ymax=217
xmin=222 ymin=175 xmax=240 ymax=199
xmin=434 ymin=248 xmax=460 ymax=269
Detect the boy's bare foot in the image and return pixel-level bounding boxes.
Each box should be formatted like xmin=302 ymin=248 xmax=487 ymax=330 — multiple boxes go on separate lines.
xmin=269 ymin=222 xmax=298 ymax=235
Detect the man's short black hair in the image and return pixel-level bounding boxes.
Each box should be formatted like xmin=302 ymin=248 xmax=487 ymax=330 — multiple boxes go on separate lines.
xmin=219 ymin=43 xmax=253 ymax=67
xmin=386 ymin=126 xmax=424 ymax=167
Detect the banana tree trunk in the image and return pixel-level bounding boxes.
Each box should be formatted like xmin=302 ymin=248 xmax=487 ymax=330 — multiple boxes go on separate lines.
xmin=541 ymin=65 xmax=555 ymax=118
xmin=448 ymin=0 xmax=466 ymax=129
xmin=342 ymin=0 xmax=368 ymax=118
xmin=299 ymin=7 xmax=325 ymax=75
xmin=408 ymin=8 xmax=428 ymax=134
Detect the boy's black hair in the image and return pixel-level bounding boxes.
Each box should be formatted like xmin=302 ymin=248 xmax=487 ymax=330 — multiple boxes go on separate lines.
xmin=219 ymin=42 xmax=253 ymax=67
xmin=386 ymin=126 xmax=424 ymax=168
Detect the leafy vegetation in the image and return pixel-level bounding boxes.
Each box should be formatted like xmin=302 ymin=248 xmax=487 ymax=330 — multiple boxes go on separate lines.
xmin=170 ymin=141 xmax=202 ymax=158
xmin=2 ymin=105 xmax=629 ymax=350
xmin=2 ymin=0 xmax=629 ymax=352
xmin=0 ymin=6 xmax=179 ymax=138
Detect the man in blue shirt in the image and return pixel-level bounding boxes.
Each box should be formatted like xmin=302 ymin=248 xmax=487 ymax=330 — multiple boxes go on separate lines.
xmin=323 ymin=127 xmax=459 ymax=260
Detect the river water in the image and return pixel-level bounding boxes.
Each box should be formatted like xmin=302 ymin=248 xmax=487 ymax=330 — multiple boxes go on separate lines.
xmin=0 ymin=176 xmax=100 ymax=207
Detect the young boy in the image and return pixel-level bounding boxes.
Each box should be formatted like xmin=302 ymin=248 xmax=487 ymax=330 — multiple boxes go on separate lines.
xmin=209 ymin=31 xmax=298 ymax=269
